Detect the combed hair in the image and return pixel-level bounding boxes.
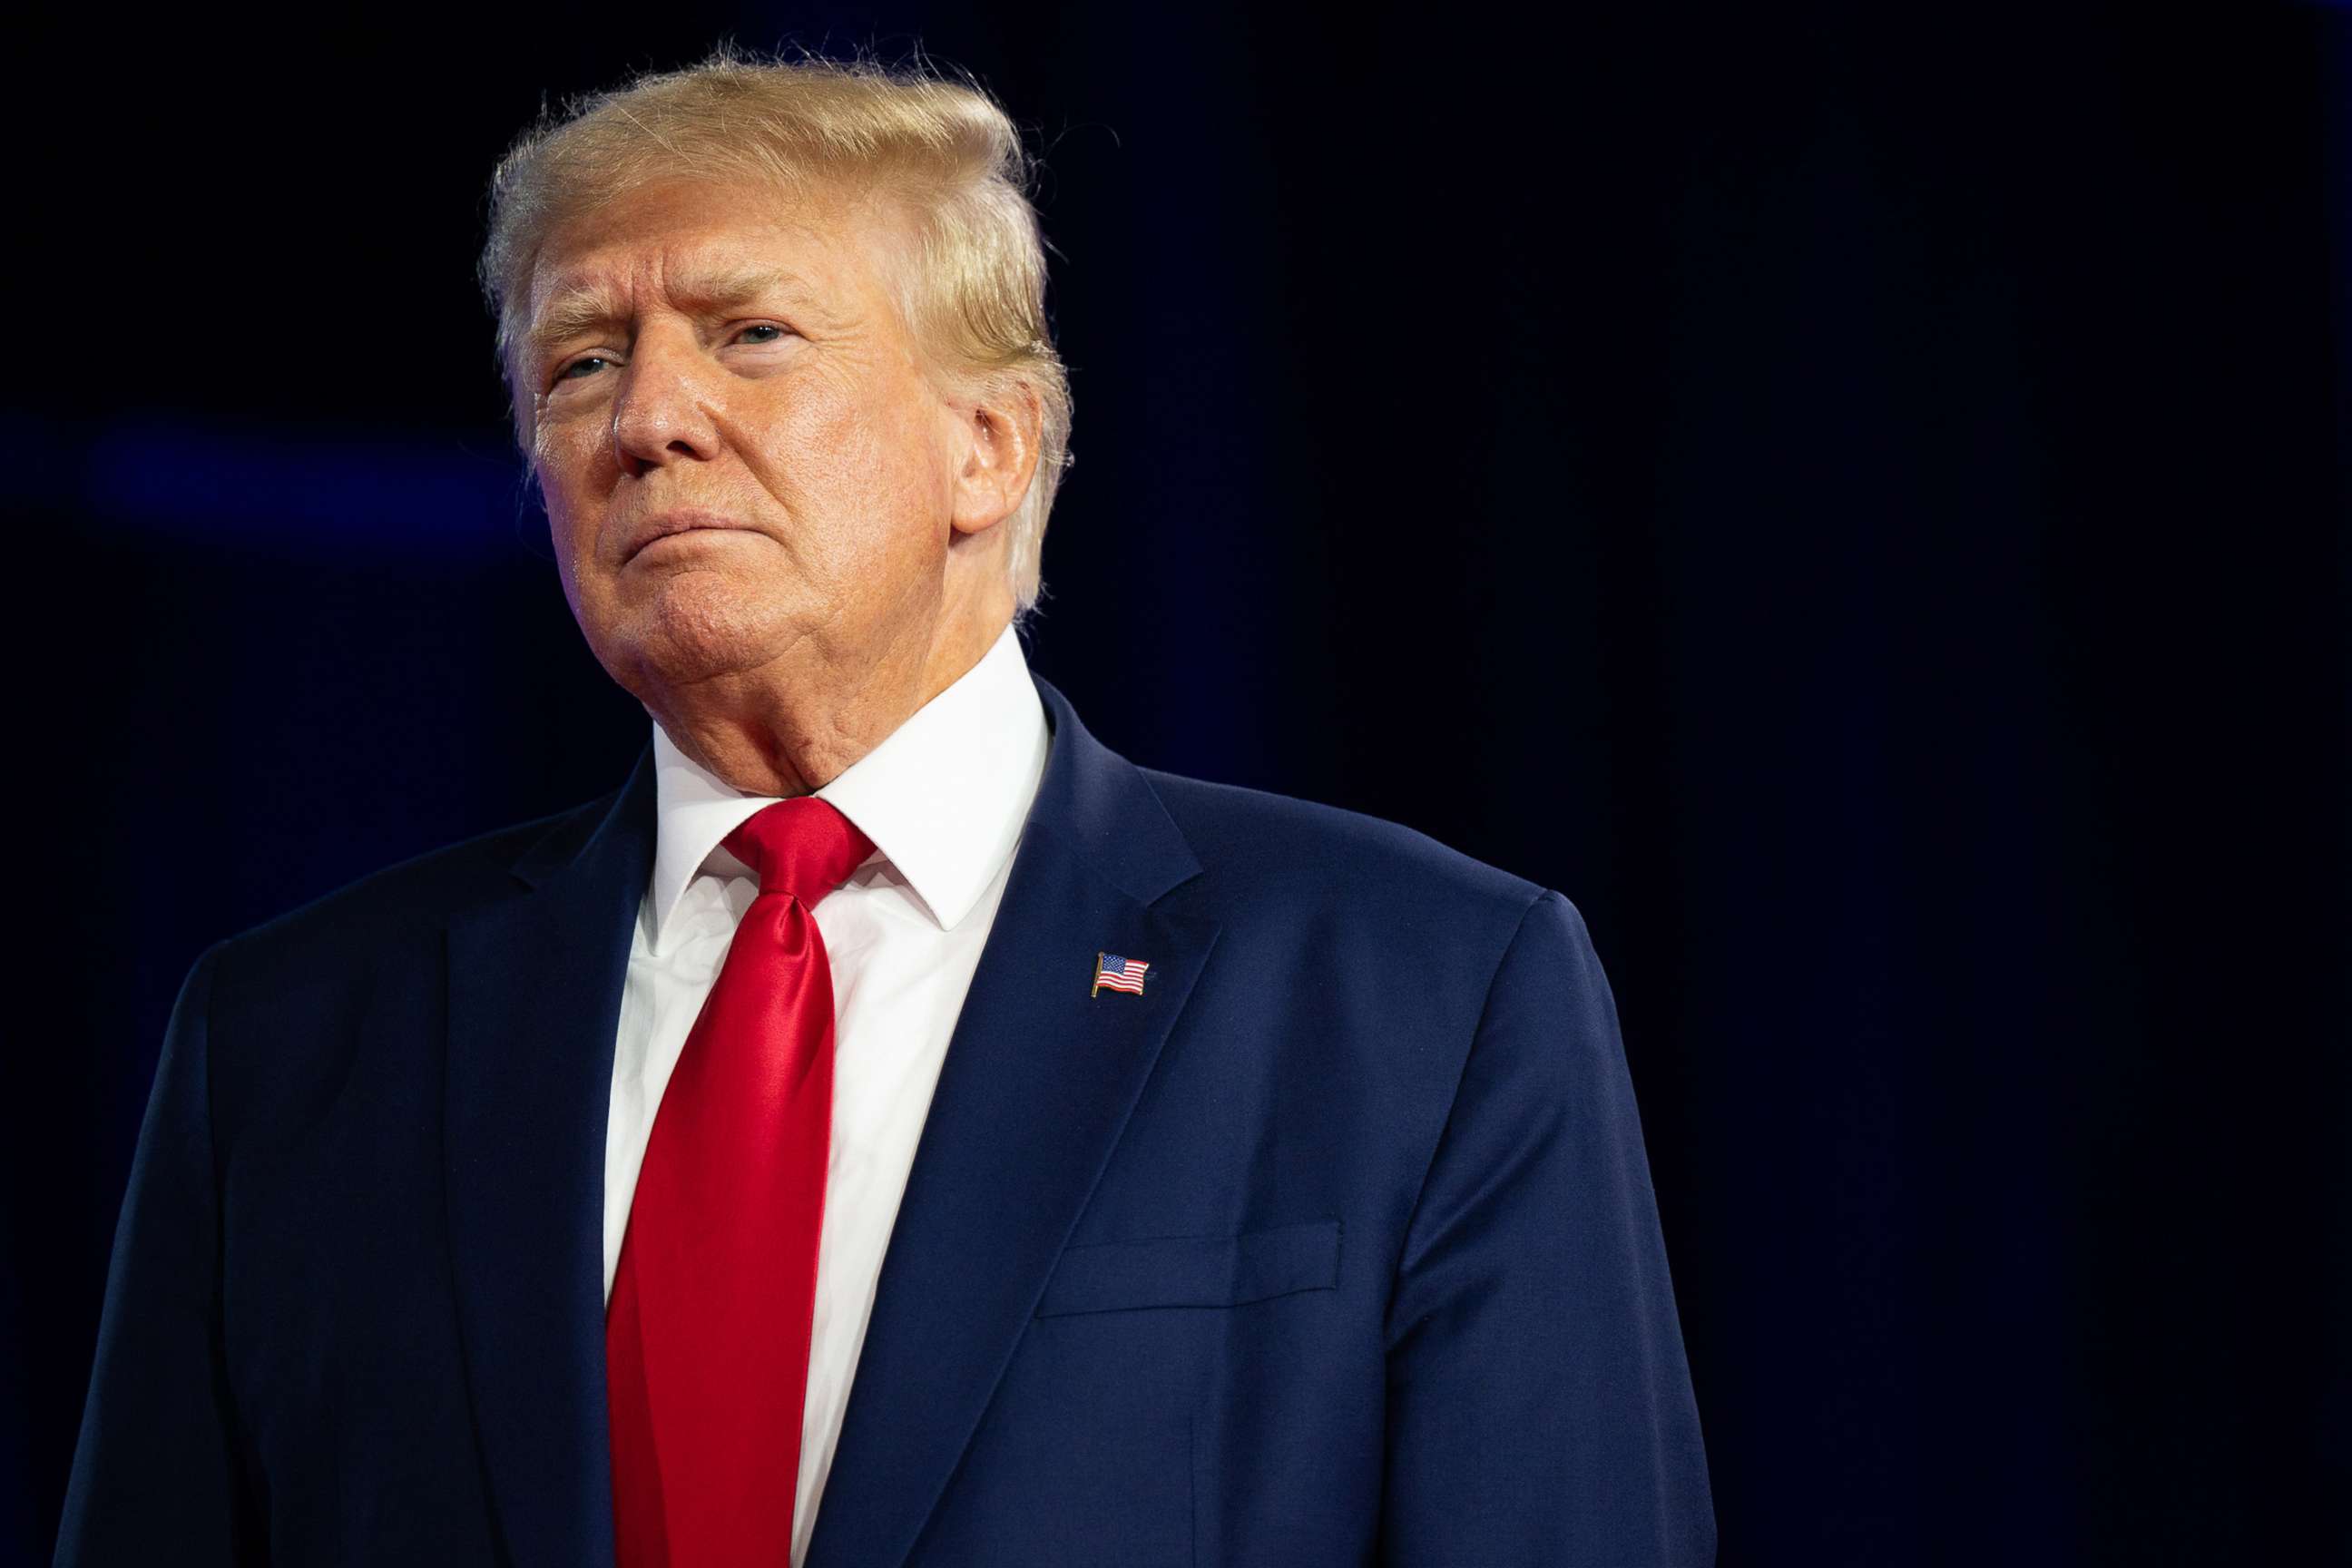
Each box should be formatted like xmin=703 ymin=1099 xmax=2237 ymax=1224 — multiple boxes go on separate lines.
xmin=478 ymin=45 xmax=1072 ymax=619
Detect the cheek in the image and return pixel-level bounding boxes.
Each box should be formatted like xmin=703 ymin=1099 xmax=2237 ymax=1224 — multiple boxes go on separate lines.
xmin=534 ymin=432 xmax=612 ymax=562
xmin=535 ymin=482 xmax=588 ymax=585
xmin=742 ymin=377 xmax=948 ymax=569
xmin=543 ymin=495 xmax=587 ymax=597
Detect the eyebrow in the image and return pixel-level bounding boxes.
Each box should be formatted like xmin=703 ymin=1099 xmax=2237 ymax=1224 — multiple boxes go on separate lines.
xmin=524 ymin=265 xmax=820 ymax=354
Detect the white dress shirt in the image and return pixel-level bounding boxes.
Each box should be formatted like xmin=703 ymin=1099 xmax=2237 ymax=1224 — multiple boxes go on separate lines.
xmin=603 ymin=622 xmax=1049 ymax=1568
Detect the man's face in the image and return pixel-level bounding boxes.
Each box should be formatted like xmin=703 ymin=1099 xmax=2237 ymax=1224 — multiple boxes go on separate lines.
xmin=519 ymin=174 xmax=968 ymax=708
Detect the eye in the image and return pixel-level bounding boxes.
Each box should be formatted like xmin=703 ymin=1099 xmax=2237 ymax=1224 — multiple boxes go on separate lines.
xmin=735 ymin=323 xmax=790 ymax=345
xmin=554 ymin=354 xmax=612 ymax=384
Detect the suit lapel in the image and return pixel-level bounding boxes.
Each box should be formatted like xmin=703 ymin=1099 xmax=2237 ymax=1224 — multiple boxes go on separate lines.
xmin=804 ymin=673 xmax=1220 ymax=1568
xmin=437 ymin=675 xmax=1214 ymax=1568
xmin=444 ymin=748 xmax=655 ymax=1568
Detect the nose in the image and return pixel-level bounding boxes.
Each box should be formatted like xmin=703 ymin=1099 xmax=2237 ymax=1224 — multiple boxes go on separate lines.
xmin=609 ymin=325 xmax=720 ymax=475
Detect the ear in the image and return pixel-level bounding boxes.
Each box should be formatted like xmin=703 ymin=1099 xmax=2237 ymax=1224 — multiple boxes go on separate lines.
xmin=948 ymin=376 xmax=1044 ymax=538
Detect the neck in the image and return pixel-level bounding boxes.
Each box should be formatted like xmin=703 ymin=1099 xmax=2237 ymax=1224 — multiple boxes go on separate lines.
xmin=646 ymin=609 xmax=1006 ymax=798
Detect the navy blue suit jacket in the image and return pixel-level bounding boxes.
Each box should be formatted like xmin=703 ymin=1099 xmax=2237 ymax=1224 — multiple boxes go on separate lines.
xmin=57 ymin=671 xmax=1714 ymax=1565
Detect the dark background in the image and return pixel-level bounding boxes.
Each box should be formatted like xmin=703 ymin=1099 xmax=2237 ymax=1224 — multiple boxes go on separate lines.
xmin=8 ymin=4 xmax=2347 ymax=1563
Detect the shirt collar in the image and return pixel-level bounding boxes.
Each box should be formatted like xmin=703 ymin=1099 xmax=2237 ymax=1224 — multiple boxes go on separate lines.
xmin=643 ymin=622 xmax=1048 ymax=951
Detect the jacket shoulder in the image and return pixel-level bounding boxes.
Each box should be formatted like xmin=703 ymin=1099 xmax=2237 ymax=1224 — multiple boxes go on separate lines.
xmin=210 ymin=789 xmax=617 ymax=977
xmin=1137 ymin=767 xmax=1551 ymax=931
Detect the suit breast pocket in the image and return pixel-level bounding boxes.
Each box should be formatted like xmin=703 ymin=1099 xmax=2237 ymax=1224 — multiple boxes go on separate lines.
xmin=1034 ymin=1219 xmax=1343 ymax=1317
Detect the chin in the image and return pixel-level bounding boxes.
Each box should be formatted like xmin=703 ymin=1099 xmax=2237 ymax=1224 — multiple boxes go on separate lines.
xmin=602 ymin=570 xmax=807 ymax=689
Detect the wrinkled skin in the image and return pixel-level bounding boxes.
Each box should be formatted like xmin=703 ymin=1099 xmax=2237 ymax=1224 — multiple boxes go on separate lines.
xmin=518 ymin=174 xmax=1042 ymax=796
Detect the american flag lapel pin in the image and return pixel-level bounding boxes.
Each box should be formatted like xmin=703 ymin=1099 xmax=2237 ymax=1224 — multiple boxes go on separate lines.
xmin=1092 ymin=951 xmax=1151 ymax=998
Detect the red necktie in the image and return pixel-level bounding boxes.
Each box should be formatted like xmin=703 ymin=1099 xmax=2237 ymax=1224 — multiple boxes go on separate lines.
xmin=606 ymin=796 xmax=875 ymax=1568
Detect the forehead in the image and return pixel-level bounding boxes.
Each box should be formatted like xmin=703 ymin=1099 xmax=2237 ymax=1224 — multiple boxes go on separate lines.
xmin=522 ymin=174 xmax=902 ymax=331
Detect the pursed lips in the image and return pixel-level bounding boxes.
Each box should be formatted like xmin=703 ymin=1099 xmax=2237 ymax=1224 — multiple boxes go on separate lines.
xmin=622 ymin=510 xmax=752 ymax=564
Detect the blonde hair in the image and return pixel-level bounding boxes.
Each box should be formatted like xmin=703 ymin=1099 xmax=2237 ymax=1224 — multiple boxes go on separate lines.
xmin=478 ymin=45 xmax=1072 ymax=620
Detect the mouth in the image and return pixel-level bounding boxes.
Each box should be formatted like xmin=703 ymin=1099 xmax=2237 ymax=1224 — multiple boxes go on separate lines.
xmin=623 ymin=509 xmax=750 ymax=564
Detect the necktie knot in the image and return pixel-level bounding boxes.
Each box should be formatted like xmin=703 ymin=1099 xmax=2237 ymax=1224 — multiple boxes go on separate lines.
xmin=721 ymin=796 xmax=875 ymax=908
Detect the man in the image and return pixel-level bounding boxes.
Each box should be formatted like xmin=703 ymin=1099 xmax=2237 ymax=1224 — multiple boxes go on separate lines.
xmin=56 ymin=50 xmax=1714 ymax=1568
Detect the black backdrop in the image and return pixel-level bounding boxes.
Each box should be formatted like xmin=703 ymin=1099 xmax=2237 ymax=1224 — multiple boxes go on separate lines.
xmin=9 ymin=5 xmax=2347 ymax=1563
